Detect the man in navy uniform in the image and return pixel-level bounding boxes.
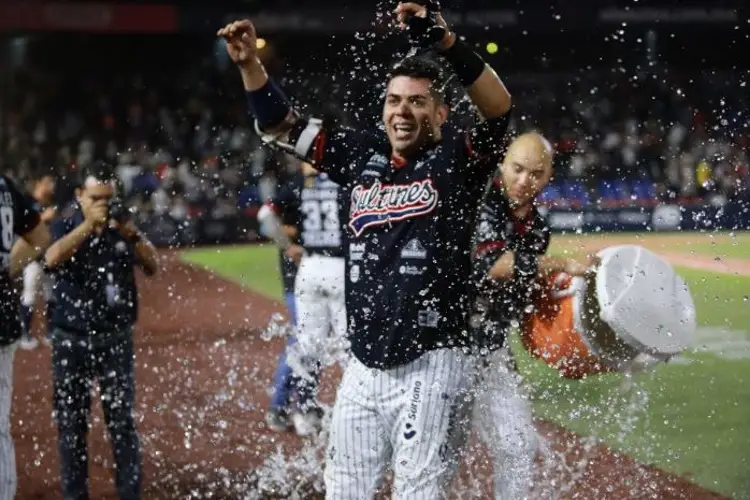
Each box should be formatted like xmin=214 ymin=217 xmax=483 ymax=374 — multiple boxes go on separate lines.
xmin=44 ymin=163 xmax=159 ymax=500
xmin=219 ymin=0 xmax=512 ymax=495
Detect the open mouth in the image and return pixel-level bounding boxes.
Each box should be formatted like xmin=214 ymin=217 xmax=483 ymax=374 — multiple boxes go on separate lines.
xmin=393 ymin=122 xmax=416 ymax=140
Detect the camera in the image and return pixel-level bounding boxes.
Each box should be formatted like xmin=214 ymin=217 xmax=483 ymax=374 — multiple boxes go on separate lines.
xmin=108 ymin=198 xmax=130 ymax=224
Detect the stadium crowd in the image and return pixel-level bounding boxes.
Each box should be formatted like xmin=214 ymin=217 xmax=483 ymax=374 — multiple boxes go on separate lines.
xmin=1 ymin=37 xmax=747 ymax=243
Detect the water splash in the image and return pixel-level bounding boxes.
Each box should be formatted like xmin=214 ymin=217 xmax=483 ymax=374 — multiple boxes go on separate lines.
xmin=261 ymin=312 xmax=295 ymax=341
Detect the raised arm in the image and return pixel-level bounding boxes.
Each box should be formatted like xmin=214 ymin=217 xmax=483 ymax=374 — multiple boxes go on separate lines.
xmin=395 ymin=2 xmax=511 ymax=120
xmin=218 ymin=20 xmax=358 ymax=182
xmin=217 ymin=20 xmax=298 ymax=136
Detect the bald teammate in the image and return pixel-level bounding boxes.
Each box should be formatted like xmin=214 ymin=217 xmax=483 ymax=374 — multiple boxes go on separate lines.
xmin=470 ymin=132 xmax=595 ymax=499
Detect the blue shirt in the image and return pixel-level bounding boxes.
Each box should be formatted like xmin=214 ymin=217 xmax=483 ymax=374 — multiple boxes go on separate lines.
xmin=48 ymin=207 xmax=139 ymax=334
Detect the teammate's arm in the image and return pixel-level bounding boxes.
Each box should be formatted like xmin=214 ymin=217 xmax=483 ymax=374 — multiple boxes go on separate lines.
xmin=10 ymin=225 xmax=51 ymax=277
xmin=538 ymin=254 xmax=599 ymax=278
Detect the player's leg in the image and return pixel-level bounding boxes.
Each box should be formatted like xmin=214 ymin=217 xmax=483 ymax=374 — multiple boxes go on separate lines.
xmin=19 ymin=261 xmax=42 ymax=350
xmin=389 ymin=348 xmax=476 ymax=499
xmin=267 ymin=291 xmax=298 ymax=432
xmin=289 ymin=256 xmax=330 ymax=434
xmin=325 ymin=256 xmax=350 ymax=367
xmin=40 ymin=272 xmax=55 ymax=346
xmin=475 ymin=344 xmax=537 ymax=500
xmin=0 ymin=344 xmax=18 ymax=499
xmin=324 ymin=358 xmax=390 ymax=499
xmin=95 ymin=330 xmax=141 ymax=499
xmin=51 ymin=328 xmax=94 ymax=499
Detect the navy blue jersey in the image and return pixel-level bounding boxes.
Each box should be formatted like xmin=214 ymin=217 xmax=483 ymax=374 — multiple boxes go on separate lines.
xmin=287 ymin=115 xmax=510 ymax=369
xmin=0 ymin=175 xmax=41 ymax=345
xmin=267 ymin=171 xmax=347 ymax=258
xmin=471 ymin=179 xmax=550 ymax=349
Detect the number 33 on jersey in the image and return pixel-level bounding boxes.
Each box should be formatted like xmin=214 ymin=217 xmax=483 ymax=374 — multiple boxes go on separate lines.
xmin=265 ymin=171 xmax=347 ymax=258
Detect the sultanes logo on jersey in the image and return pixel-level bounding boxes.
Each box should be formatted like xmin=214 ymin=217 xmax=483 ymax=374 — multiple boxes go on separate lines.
xmin=348 ymin=180 xmax=439 ymax=236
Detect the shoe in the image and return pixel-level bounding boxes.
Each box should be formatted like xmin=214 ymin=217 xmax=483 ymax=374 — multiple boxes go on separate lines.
xmin=265 ymin=408 xmax=293 ymax=432
xmin=19 ymin=334 xmax=39 ymax=350
xmin=291 ymin=407 xmax=324 ymax=437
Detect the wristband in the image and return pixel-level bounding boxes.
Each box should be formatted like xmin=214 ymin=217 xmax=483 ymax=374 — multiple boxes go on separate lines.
xmin=440 ymin=38 xmax=485 ymax=87
xmin=246 ymin=79 xmax=292 ymax=130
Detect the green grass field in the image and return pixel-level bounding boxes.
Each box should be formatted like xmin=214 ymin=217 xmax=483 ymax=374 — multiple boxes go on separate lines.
xmin=182 ymin=232 xmax=750 ymax=499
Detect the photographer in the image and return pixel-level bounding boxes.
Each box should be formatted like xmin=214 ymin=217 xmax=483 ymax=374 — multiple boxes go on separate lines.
xmin=44 ymin=163 xmax=158 ymax=500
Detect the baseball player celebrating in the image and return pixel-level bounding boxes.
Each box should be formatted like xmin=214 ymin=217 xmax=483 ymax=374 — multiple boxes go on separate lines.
xmin=19 ymin=171 xmax=57 ymax=350
xmin=470 ymin=132 xmax=595 ymax=500
xmin=258 ymin=161 xmax=348 ymax=436
xmin=219 ymin=1 xmax=511 ymax=496
xmin=0 ymin=173 xmax=52 ymax=498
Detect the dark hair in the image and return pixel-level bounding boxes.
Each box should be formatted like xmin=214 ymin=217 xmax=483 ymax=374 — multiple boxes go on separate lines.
xmin=387 ymin=56 xmax=446 ymax=104
xmin=76 ymin=160 xmax=118 ymax=188
xmin=29 ymin=168 xmax=55 ymax=184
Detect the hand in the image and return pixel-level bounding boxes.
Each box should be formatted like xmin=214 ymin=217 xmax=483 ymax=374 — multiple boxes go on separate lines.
xmin=83 ymin=200 xmax=108 ymax=229
xmin=40 ymin=206 xmax=57 ymax=223
xmin=217 ymin=19 xmax=259 ymax=68
xmin=394 ymin=2 xmax=454 ymax=50
xmin=285 ymin=244 xmax=304 ymax=265
xmin=111 ymin=219 xmax=139 ymax=240
xmin=565 ymin=253 xmax=600 ymax=277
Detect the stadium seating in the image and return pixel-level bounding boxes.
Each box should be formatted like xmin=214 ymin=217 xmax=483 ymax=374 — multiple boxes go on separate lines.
xmin=631 ymin=179 xmax=658 ymax=206
xmin=562 ymin=180 xmax=590 ymax=208
xmin=538 ymin=182 xmax=563 ymax=206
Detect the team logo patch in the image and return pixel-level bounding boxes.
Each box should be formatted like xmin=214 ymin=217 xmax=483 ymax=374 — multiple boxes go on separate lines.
xmin=348 ymin=180 xmax=439 ymax=236
xmin=401 ymin=238 xmax=427 ymax=259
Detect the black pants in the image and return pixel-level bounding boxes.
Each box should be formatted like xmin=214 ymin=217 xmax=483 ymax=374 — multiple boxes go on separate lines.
xmin=51 ymin=327 xmax=141 ymax=500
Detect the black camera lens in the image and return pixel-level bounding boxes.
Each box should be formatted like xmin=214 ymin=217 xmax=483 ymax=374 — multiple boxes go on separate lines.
xmin=108 ymin=199 xmax=129 ymax=223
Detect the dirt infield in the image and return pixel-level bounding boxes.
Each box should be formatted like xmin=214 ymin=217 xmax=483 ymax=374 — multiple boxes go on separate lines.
xmin=11 ymin=253 xmax=729 ymax=499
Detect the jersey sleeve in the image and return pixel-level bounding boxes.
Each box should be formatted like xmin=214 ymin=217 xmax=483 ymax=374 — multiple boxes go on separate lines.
xmin=6 ymin=178 xmax=40 ymax=236
xmin=266 ymin=178 xmax=300 ymax=217
xmin=444 ymin=111 xmax=511 ymax=188
xmin=463 ymin=111 xmax=511 ymax=167
xmin=471 ymin=198 xmax=508 ymax=293
xmin=286 ymin=121 xmax=371 ymax=186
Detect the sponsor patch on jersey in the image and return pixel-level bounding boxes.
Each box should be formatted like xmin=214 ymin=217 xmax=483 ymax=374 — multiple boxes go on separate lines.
xmin=401 ymin=238 xmax=427 ymax=259
xmin=403 ymin=379 xmax=422 ymax=439
xmin=349 ymin=242 xmax=366 ymax=261
xmin=417 ymin=309 xmax=440 ymax=328
xmin=398 ymin=265 xmax=424 ymax=276
xmin=361 ymin=169 xmax=382 ymax=178
xmin=366 ymin=153 xmax=389 ymax=168
xmin=349 ymin=264 xmax=361 ymax=282
xmin=348 ymin=180 xmax=439 ymax=236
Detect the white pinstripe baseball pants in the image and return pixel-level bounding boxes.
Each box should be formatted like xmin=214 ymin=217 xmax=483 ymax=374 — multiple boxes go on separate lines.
xmin=324 ymin=348 xmax=476 ymax=499
xmin=0 ymin=343 xmax=17 ymax=500
xmin=473 ymin=345 xmax=538 ymax=500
